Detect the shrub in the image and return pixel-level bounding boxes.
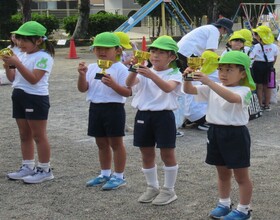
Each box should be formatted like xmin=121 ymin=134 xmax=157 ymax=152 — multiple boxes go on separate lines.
xmin=63 ymin=13 xmax=127 ymax=37
xmin=1 ymin=13 xmax=59 ymax=41
xmin=63 ymin=15 xmax=78 ymax=36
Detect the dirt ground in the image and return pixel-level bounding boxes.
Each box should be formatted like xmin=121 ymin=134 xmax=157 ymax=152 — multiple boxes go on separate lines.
xmin=0 ymin=46 xmax=280 ymax=220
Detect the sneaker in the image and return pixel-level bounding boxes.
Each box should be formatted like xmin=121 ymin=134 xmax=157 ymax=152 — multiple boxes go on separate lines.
xmin=101 ymin=175 xmax=126 ymax=190
xmin=222 ymin=209 xmax=252 ymax=220
xmin=22 ymin=167 xmax=54 ymax=184
xmin=176 ymin=131 xmax=184 ymax=137
xmin=209 ymin=203 xmax=232 ymax=219
xmin=152 ymin=187 xmax=177 ymax=205
xmin=263 ymin=105 xmax=271 ymax=112
xmin=7 ymin=165 xmax=35 ymax=180
xmin=198 ymin=123 xmax=210 ymax=131
xmin=86 ymin=175 xmax=110 ymax=187
xmin=181 ymin=119 xmax=197 ymax=128
xmin=138 ymin=185 xmax=160 ymax=203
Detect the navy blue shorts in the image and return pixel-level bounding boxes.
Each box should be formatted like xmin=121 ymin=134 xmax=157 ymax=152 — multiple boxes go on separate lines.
xmin=206 ymin=124 xmax=251 ymax=169
xmin=252 ymin=61 xmax=273 ymax=84
xmin=88 ymin=103 xmax=125 ymax=137
xmin=133 ymin=110 xmax=176 ymax=148
xmin=12 ymin=88 xmax=50 ymax=120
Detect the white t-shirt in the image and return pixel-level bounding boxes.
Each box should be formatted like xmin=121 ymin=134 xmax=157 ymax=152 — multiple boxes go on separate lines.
xmin=195 ymin=83 xmax=252 ymax=125
xmin=183 ymin=71 xmax=219 ymax=122
xmin=250 ymin=43 xmax=279 ymax=62
xmin=86 ymin=62 xmax=128 ymax=103
xmin=177 ymin=25 xmax=220 ymax=56
xmin=12 ymin=50 xmax=53 ymax=95
xmin=131 ymin=68 xmax=182 ymax=111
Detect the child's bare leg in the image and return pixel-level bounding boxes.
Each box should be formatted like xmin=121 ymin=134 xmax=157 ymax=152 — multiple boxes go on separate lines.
xmin=16 ymin=119 xmax=35 ymax=160
xmin=140 ymin=147 xmax=156 ymax=168
xmin=256 ymin=84 xmax=263 ymax=106
xmin=109 ymin=136 xmax=126 ymax=173
xmin=28 ymin=120 xmax=50 ymax=163
xmin=95 ymin=137 xmax=112 ymax=170
xmin=233 ymin=168 xmax=253 ymax=205
xmin=263 ymin=85 xmax=272 ymax=106
xmin=216 ymin=166 xmax=232 ymax=199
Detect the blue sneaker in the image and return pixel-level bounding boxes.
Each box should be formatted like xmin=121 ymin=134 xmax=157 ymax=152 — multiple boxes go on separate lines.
xmin=101 ymin=175 xmax=126 ymax=190
xmin=86 ymin=175 xmax=110 ymax=187
xmin=209 ymin=203 xmax=231 ymax=219
xmin=222 ymin=209 xmax=252 ymax=220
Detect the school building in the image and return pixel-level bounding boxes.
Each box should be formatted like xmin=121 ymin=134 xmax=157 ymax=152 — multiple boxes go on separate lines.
xmin=31 ymin=0 xmax=141 ymax=18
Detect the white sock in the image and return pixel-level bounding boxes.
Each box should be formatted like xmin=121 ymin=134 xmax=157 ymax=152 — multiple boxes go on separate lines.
xmin=22 ymin=160 xmax=35 ymax=169
xmin=219 ymin=198 xmax=231 ymax=208
xmin=237 ymin=203 xmax=250 ymax=215
xmin=37 ymin=162 xmax=50 ymax=172
xmin=100 ymin=169 xmax=111 ymax=177
xmin=163 ymin=164 xmax=179 ymax=191
xmin=113 ymin=172 xmax=124 ymax=179
xmin=142 ymin=165 xmax=159 ymax=189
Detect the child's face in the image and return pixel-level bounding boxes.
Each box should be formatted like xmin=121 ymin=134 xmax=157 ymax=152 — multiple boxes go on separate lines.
xmin=94 ymin=46 xmax=121 ymax=62
xmin=218 ymin=64 xmax=246 ymax=87
xmin=149 ymin=48 xmax=176 ymax=71
xmin=15 ymin=37 xmax=42 ymax=54
xmin=229 ymin=39 xmax=244 ymax=51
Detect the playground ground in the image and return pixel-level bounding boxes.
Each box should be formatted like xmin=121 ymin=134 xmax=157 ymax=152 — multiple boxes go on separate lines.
xmin=0 ymin=45 xmax=280 ymax=220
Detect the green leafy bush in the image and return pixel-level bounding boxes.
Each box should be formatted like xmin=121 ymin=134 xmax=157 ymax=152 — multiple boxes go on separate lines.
xmin=63 ymin=15 xmax=78 ymax=36
xmin=1 ymin=13 xmax=59 ymax=40
xmin=63 ymin=13 xmax=127 ymax=37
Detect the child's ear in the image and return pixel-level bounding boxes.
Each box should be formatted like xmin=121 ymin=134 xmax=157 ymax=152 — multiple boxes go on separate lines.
xmin=241 ymin=71 xmax=247 ymax=79
xmin=116 ymin=46 xmax=123 ymax=55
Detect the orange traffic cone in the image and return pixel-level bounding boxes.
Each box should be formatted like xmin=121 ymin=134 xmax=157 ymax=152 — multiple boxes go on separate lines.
xmin=67 ymin=38 xmax=79 ymax=59
xmin=141 ymin=36 xmax=147 ymax=51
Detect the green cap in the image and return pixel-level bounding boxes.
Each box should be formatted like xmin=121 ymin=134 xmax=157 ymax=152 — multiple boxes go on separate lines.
xmin=218 ymin=51 xmax=256 ymax=90
xmin=11 ymin=21 xmax=46 ymax=37
xmin=93 ymin=32 xmax=120 ymax=47
xmin=148 ymin=35 xmax=178 ymax=53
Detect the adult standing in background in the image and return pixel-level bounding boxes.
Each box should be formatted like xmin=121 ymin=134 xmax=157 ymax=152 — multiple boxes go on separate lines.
xmin=177 ymin=17 xmax=234 ymax=72
xmin=177 ymin=18 xmax=233 ymax=130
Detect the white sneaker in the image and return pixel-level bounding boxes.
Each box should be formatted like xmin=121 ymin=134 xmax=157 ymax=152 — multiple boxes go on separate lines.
xmin=22 ymin=167 xmax=54 ymax=184
xmin=152 ymin=187 xmax=177 ymax=205
xmin=138 ymin=185 xmax=160 ymax=203
xmin=7 ymin=165 xmax=35 ymax=180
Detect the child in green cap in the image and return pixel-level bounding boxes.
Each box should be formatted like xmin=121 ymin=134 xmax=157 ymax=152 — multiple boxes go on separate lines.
xmin=77 ymin=32 xmax=131 ymax=190
xmin=2 ymin=21 xmax=55 ymax=184
xmin=183 ymin=50 xmax=254 ymax=220
xmin=126 ymin=35 xmax=182 ymax=206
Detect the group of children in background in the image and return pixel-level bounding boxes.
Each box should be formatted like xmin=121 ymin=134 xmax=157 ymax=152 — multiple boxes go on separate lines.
xmin=2 ymin=19 xmax=279 ymax=220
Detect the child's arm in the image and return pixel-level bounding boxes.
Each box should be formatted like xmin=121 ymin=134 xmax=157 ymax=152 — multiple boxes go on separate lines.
xmin=3 ymin=54 xmax=45 ymax=84
xmin=136 ymin=65 xmax=178 ymax=93
xmin=183 ymin=80 xmax=198 ymax=94
xmin=126 ymin=71 xmax=139 ymax=87
xmin=77 ymin=62 xmax=89 ymax=92
xmin=101 ymin=74 xmax=132 ymax=97
xmin=194 ymin=72 xmax=242 ymax=103
xmin=2 ymin=62 xmax=15 ymax=82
